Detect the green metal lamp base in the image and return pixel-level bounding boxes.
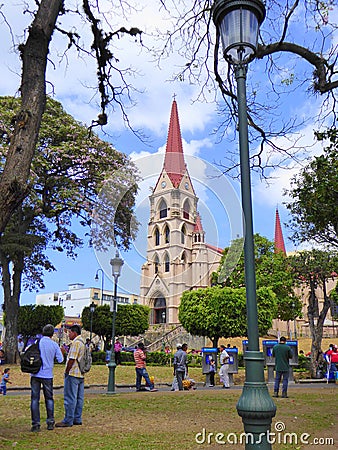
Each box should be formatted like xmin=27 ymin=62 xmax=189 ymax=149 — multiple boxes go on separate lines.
xmin=107 ymin=361 xmax=117 ymax=394
xmin=236 ymin=351 xmax=276 ymax=449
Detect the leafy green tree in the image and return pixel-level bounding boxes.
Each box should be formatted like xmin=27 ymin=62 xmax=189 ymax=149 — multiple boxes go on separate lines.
xmin=213 ymin=234 xmax=302 ymax=323
xmin=179 ymin=286 xmax=277 ymax=348
xmin=286 ymin=128 xmax=338 ymax=248
xmin=288 ymin=249 xmax=338 ymax=378
xmin=17 ymin=304 xmax=64 ymax=347
xmin=81 ymin=304 xmax=150 ymax=350
xmin=0 ymin=96 xmax=138 ymax=362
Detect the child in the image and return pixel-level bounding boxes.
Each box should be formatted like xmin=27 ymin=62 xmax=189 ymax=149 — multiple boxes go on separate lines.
xmin=0 ymin=368 xmax=12 ymax=395
xmin=209 ymin=358 xmax=216 ymax=387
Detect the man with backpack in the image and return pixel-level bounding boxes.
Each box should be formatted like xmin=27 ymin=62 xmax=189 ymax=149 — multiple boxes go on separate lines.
xmin=56 ymin=324 xmax=86 ymax=428
xmin=30 ymin=324 xmax=64 ymax=432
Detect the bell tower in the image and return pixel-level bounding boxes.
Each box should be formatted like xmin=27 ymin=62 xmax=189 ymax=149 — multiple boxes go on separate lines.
xmin=140 ymin=100 xmax=222 ymax=325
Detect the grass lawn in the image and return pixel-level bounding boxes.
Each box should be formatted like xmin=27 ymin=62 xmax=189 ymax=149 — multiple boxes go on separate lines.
xmin=0 ymin=365 xmax=337 ymax=449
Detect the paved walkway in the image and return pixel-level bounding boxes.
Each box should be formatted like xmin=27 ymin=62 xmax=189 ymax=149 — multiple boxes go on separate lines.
xmin=7 ymin=379 xmax=336 ymax=396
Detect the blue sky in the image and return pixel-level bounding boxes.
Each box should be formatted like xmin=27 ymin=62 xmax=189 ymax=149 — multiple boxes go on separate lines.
xmin=0 ymin=1 xmax=336 ymax=305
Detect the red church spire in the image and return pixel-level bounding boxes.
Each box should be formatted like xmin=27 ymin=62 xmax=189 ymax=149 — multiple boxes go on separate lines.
xmin=163 ymin=99 xmax=186 ymax=188
xmin=194 ymin=213 xmax=204 ymax=233
xmin=274 ymin=208 xmax=286 ymax=254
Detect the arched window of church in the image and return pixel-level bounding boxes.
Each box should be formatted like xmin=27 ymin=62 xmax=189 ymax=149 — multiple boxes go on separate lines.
xmin=181 ymin=225 xmax=186 ymax=244
xmin=154 ymin=254 xmax=159 ymax=274
xmin=154 ymin=227 xmax=160 ymax=246
xmin=181 ymin=251 xmax=186 ymax=263
xmin=164 ymin=253 xmax=170 ymax=272
xmin=159 ymin=199 xmax=167 ymax=218
xmin=164 ymin=225 xmax=170 ymax=244
xmin=183 ymin=199 xmax=190 ymax=220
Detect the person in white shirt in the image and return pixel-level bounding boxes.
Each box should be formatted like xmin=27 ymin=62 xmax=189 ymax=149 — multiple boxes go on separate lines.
xmin=219 ymin=345 xmax=230 ymax=388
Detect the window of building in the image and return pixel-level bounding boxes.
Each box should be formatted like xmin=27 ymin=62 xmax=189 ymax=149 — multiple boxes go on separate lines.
xmin=183 ymin=200 xmax=190 ymax=219
xmin=181 ymin=225 xmax=186 ymax=244
xmin=155 ymin=227 xmax=160 ymax=246
xmin=154 ymin=254 xmax=159 ymax=274
xmin=164 ymin=253 xmax=170 ymax=272
xmin=159 ymin=199 xmax=167 ymax=218
xmin=164 ymin=225 xmax=170 ymax=244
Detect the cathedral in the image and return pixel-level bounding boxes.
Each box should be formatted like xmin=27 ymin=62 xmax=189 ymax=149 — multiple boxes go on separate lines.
xmin=139 ymin=100 xmax=223 ymax=326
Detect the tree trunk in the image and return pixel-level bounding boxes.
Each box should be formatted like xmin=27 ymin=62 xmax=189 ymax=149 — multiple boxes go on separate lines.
xmin=0 ymin=0 xmax=63 ymax=234
xmin=212 ymin=337 xmax=219 ymax=348
xmin=1 ymin=251 xmax=24 ymax=364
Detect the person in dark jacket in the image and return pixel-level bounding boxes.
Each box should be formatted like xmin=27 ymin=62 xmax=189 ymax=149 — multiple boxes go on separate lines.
xmin=173 ymin=343 xmax=188 ymax=391
xmin=272 ymin=336 xmax=293 ymax=398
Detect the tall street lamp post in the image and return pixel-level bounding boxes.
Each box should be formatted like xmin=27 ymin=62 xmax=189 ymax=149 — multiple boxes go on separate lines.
xmin=107 ymin=251 xmax=124 ymax=394
xmin=95 ymin=268 xmax=105 ymax=306
xmin=89 ymin=301 xmax=96 ymax=343
xmin=162 ymin=310 xmax=166 ymax=349
xmin=213 ymin=1 xmax=276 ymax=448
xmin=292 ymin=302 xmax=297 ymax=339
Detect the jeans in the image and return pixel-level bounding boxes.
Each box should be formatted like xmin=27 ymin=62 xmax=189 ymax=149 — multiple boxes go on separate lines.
xmin=274 ymin=370 xmax=289 ymax=393
xmin=176 ymin=370 xmax=185 ymax=390
xmin=30 ymin=377 xmax=54 ymax=427
xmin=63 ymin=374 xmax=84 ymax=425
xmin=0 ymin=383 xmax=6 ymax=395
xmin=135 ymin=367 xmax=154 ymax=390
xmin=329 ymin=362 xmax=337 ymax=373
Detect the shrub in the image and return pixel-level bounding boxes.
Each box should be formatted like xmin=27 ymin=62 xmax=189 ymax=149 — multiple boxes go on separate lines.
xmin=92 ymin=351 xmax=106 ymax=363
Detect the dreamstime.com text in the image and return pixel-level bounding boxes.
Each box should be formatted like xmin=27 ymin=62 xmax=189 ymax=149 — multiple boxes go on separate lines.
xmin=195 ymin=422 xmax=335 ymax=446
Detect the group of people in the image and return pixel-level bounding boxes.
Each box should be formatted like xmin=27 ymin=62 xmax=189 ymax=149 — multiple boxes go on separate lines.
xmin=5 ymin=326 xmax=337 ymax=431
xmin=29 ymin=323 xmax=87 ymax=432
xmin=132 ymin=341 xmax=191 ymax=392
xmin=169 ymin=343 xmax=232 ymax=391
xmin=105 ymin=337 xmax=123 ymax=365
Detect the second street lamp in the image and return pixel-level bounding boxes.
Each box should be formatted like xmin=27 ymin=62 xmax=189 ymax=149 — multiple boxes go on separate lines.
xmin=95 ymin=268 xmax=105 ymax=306
xmin=89 ymin=301 xmax=96 ymax=343
xmin=292 ymin=302 xmax=297 ymax=339
xmin=107 ymin=251 xmax=124 ymax=394
xmin=213 ymin=1 xmax=276 ymax=448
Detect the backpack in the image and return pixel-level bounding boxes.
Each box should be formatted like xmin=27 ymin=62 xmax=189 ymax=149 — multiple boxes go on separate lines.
xmin=77 ymin=340 xmax=92 ymax=374
xmin=21 ymin=340 xmax=42 ymax=374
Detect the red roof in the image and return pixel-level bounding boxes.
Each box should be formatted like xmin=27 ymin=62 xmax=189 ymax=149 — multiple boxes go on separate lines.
xmin=163 ymin=100 xmax=186 ymax=187
xmin=205 ymin=243 xmax=224 ymax=254
xmin=194 ymin=213 xmax=204 ymax=232
xmin=274 ymin=208 xmax=286 ymax=254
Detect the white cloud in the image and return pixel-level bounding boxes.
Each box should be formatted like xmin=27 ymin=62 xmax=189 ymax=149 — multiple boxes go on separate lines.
xmin=252 ymin=121 xmax=327 ymax=207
